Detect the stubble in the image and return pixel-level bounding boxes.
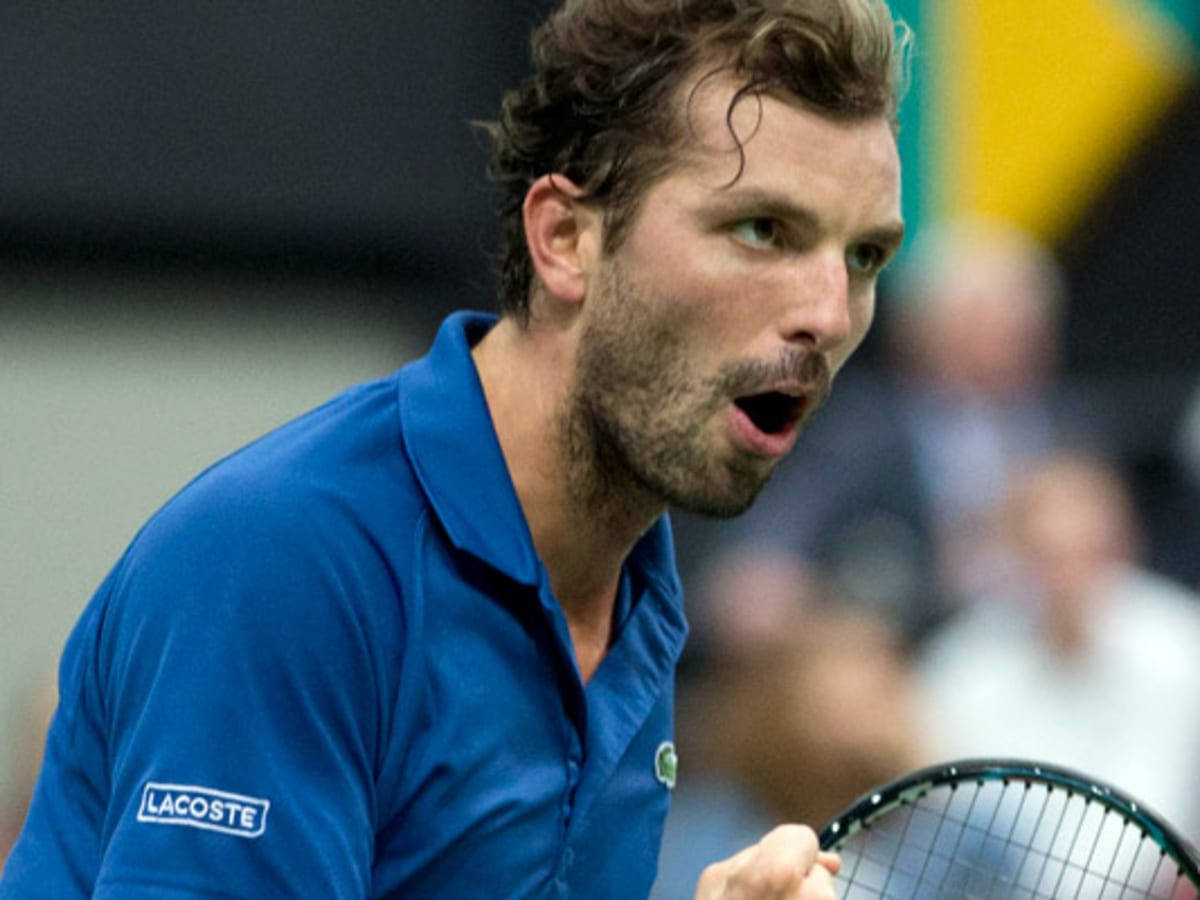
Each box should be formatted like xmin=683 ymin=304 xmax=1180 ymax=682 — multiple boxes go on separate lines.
xmin=560 ymin=260 xmax=830 ymax=522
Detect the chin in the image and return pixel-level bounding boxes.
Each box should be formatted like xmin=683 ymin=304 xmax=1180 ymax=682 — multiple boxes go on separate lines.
xmin=668 ymin=465 xmax=772 ymax=519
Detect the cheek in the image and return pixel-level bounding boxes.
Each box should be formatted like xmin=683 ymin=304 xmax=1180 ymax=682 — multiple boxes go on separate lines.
xmin=643 ymin=266 xmax=747 ymax=351
xmin=832 ymin=292 xmax=877 ymax=372
xmin=623 ymin=229 xmax=800 ymax=361
xmin=856 ymin=292 xmax=878 ymax=342
xmin=691 ymin=284 xmax=773 ymax=369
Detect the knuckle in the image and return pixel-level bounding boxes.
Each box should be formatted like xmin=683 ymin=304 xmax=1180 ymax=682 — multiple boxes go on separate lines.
xmin=766 ymin=822 xmax=818 ymax=851
xmin=698 ymin=859 xmax=721 ymax=877
xmin=745 ymin=856 xmax=802 ymax=893
xmin=696 ymin=860 xmax=727 ymax=893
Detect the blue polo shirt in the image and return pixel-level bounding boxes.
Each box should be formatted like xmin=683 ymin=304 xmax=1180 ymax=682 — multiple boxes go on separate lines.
xmin=1 ymin=312 xmax=689 ymax=899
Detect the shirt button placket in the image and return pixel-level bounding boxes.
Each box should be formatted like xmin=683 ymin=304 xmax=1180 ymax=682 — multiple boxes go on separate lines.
xmin=555 ymin=847 xmax=574 ymax=895
xmin=557 ymin=752 xmax=580 ymax=894
xmin=563 ymin=756 xmax=580 ymax=819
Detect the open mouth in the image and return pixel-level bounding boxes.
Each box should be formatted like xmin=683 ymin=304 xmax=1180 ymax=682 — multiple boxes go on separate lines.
xmin=733 ymin=391 xmax=804 ymax=436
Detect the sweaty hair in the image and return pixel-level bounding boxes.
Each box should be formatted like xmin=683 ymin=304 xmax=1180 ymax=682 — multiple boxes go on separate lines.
xmin=481 ymin=0 xmax=911 ymax=323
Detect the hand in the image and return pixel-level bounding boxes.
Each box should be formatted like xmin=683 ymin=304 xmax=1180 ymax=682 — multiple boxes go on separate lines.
xmin=693 ymin=824 xmax=841 ymax=899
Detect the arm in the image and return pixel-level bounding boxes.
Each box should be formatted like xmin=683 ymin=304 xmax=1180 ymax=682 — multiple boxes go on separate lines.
xmin=88 ymin=488 xmax=400 ymax=898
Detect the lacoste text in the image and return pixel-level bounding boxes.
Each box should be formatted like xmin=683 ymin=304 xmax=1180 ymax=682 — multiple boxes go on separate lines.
xmin=137 ymin=782 xmax=270 ymax=838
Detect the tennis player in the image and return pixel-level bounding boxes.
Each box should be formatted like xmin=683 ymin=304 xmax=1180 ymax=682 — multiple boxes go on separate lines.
xmin=1 ymin=1 xmax=905 ymax=897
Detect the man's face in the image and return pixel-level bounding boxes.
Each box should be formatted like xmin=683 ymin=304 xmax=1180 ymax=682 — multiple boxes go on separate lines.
xmin=567 ymin=74 xmax=903 ymax=517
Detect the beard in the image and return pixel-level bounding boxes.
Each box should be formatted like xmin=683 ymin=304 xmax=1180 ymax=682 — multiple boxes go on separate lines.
xmin=561 ymin=260 xmax=831 ymax=520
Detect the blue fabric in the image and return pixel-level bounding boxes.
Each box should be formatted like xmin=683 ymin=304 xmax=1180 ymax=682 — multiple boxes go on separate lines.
xmin=1 ymin=312 xmax=688 ymax=899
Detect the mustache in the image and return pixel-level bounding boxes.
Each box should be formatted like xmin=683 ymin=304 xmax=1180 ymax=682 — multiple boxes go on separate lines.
xmin=711 ymin=346 xmax=833 ymax=402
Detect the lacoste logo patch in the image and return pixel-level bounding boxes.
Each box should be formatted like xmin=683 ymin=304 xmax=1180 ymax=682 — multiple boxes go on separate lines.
xmin=137 ymin=782 xmax=270 ymax=838
xmin=654 ymin=741 xmax=678 ymax=790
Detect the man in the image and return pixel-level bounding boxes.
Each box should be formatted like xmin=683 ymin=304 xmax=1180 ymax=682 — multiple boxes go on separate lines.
xmin=0 ymin=0 xmax=905 ymax=896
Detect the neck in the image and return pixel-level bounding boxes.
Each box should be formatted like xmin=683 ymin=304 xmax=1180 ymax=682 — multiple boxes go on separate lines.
xmin=472 ymin=316 xmax=663 ymax=681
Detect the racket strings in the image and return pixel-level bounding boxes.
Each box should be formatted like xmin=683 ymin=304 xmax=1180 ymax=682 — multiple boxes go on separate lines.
xmin=833 ymin=780 xmax=1196 ymax=899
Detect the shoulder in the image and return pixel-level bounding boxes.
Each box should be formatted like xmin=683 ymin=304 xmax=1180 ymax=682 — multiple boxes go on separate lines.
xmin=140 ymin=370 xmax=422 ymax=569
xmin=94 ymin=374 xmax=429 ymax=687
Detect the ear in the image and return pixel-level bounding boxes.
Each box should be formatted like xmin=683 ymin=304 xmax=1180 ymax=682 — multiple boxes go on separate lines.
xmin=522 ymin=174 xmax=601 ymax=307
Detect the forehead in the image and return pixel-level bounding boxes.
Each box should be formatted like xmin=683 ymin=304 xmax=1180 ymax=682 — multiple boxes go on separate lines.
xmin=664 ymin=71 xmax=902 ymax=224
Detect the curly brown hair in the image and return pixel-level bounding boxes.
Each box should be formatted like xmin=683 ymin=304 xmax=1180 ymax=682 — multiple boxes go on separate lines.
xmin=481 ymin=0 xmax=911 ymax=323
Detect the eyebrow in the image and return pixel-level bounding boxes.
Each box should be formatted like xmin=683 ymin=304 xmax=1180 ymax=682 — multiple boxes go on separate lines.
xmin=859 ymin=221 xmax=907 ymax=254
xmin=704 ymin=188 xmax=906 ymax=251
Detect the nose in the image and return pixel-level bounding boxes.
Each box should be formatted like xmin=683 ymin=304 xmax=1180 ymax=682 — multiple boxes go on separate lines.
xmin=780 ymin=247 xmax=855 ymax=351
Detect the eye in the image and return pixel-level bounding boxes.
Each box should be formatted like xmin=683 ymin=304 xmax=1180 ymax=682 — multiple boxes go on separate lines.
xmin=732 ymin=217 xmax=781 ymax=249
xmin=847 ymin=242 xmax=888 ymax=276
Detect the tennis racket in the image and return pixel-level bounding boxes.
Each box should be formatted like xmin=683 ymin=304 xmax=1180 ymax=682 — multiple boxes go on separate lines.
xmin=819 ymin=758 xmax=1200 ymax=899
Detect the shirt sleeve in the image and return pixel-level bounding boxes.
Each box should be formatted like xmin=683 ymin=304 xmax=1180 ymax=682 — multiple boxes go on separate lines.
xmin=88 ymin=480 xmax=402 ymax=899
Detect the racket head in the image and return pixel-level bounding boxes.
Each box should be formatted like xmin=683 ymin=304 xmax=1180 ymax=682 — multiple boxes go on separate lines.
xmin=819 ymin=758 xmax=1200 ymax=899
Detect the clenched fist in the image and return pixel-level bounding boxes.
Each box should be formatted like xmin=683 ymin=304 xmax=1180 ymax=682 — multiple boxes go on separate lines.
xmin=693 ymin=824 xmax=841 ymax=900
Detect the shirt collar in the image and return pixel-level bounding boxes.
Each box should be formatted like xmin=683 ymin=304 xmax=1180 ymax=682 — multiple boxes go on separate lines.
xmin=397 ymin=310 xmax=685 ymax=613
xmin=398 ymin=311 xmax=542 ymax=587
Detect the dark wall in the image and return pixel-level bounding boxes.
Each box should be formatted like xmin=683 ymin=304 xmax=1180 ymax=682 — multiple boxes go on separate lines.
xmin=1057 ymin=80 xmax=1200 ymax=585
xmin=3 ymin=3 xmax=1198 ymax=373
xmin=1059 ymin=80 xmax=1200 ymax=381
xmin=0 ymin=2 xmax=549 ymax=287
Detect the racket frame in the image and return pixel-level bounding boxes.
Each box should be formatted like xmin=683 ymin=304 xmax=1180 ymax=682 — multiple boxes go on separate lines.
xmin=818 ymin=758 xmax=1200 ymax=889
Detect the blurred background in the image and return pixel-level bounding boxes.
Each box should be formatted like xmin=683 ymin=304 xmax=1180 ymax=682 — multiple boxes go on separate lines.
xmin=2 ymin=0 xmax=1199 ymax=882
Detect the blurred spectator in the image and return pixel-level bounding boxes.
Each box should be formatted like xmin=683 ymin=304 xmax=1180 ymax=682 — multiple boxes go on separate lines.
xmin=1175 ymin=380 xmax=1200 ymax=589
xmin=652 ymin=574 xmax=921 ymax=899
xmin=1 ymin=673 xmax=56 ymax=867
xmin=705 ymin=218 xmax=1095 ymax=644
xmin=916 ymin=449 xmax=1200 ymax=842
xmin=1181 ymin=382 xmax=1200 ymax=492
